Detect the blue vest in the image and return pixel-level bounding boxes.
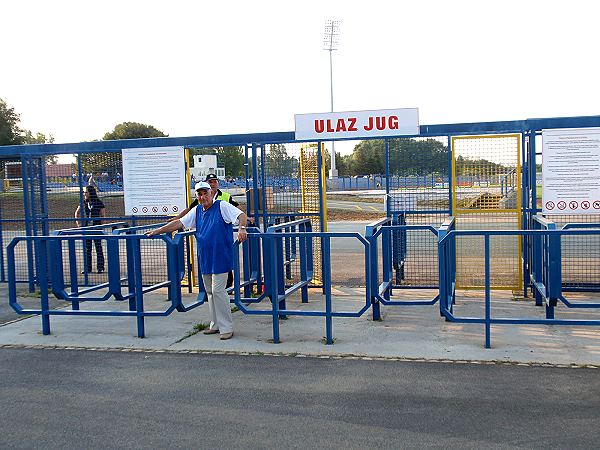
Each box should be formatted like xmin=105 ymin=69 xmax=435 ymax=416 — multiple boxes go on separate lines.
xmin=195 ymin=200 xmax=233 ymax=274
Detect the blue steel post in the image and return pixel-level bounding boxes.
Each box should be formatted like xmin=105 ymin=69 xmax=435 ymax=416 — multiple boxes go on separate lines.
xmin=323 ymin=235 xmax=333 ymax=344
xmin=37 ymin=238 xmax=51 ymax=335
xmin=385 ymin=139 xmax=390 ymax=217
xmin=546 ymin=227 xmax=561 ymax=320
xmin=521 ymin=133 xmax=529 ymax=297
xmin=260 ymin=144 xmax=268 ymax=229
xmin=39 ymin=157 xmax=50 ymax=236
xmin=250 ymin=144 xmax=263 ymax=293
xmin=438 ymin=228 xmax=447 ymax=317
xmin=317 ymin=143 xmax=326 ymax=292
xmin=21 ymin=156 xmax=35 ymax=292
xmin=265 ymin=233 xmax=280 ymax=343
xmin=275 ymin=230 xmax=286 ymax=312
xmin=126 ymin=230 xmax=137 ymax=311
xmin=242 ymin=236 xmax=252 ymax=299
xmin=68 ymin=239 xmax=80 ymax=310
xmin=484 ymin=235 xmax=491 ymax=348
xmin=382 ymin=226 xmax=391 ymax=301
xmin=532 ymin=220 xmax=543 ymax=306
xmin=365 ymin=225 xmax=380 ymax=321
xmin=284 ymin=223 xmax=292 ymax=280
xmin=299 ymin=221 xmax=308 ymax=303
xmin=133 ymin=237 xmax=145 ymax=338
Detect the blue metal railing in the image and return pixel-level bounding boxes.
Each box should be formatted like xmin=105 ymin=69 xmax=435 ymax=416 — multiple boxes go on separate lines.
xmin=365 ymin=218 xmax=441 ymax=321
xmin=439 ymin=227 xmax=600 ymax=348
xmin=6 ymin=215 xmax=600 ymax=348
xmin=52 ymin=222 xmax=129 ymax=291
xmin=232 ymin=225 xmax=371 ymax=345
xmin=7 ymin=232 xmax=182 ymax=338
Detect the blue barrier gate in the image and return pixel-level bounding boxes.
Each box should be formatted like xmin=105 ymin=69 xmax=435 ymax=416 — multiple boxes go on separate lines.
xmin=439 ymin=227 xmax=600 ymax=348
xmin=6 ymin=219 xmax=600 ymax=347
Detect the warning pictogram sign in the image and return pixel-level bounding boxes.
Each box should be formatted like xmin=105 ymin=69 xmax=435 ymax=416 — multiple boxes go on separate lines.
xmin=581 ymin=201 xmax=590 ymax=210
xmin=152 ymin=207 xmax=158 ymax=213
xmin=594 ymin=201 xmax=600 ymax=209
xmin=557 ymin=201 xmax=566 ymax=210
xmin=569 ymin=201 xmax=578 ymax=210
xmin=162 ymin=206 xmax=168 ymax=212
xmin=142 ymin=207 xmax=148 ymax=213
xmin=545 ymin=201 xmax=555 ymax=210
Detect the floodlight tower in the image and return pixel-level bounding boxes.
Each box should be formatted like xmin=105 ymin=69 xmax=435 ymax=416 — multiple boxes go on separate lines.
xmin=324 ymin=19 xmax=340 ymax=178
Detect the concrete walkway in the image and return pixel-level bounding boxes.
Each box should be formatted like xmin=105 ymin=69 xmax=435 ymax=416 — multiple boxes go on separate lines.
xmin=2 ymin=285 xmax=600 ymax=367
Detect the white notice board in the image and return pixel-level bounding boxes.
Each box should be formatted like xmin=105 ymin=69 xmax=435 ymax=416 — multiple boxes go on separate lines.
xmin=122 ymin=146 xmax=187 ymax=216
xmin=542 ymin=128 xmax=600 ymax=214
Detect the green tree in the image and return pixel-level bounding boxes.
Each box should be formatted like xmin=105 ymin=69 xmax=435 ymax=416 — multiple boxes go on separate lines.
xmin=353 ymin=139 xmax=385 ymax=175
xmin=216 ymin=146 xmax=244 ymax=177
xmin=0 ymin=98 xmax=25 ymax=146
xmin=337 ymin=153 xmax=356 ymax=176
xmin=81 ymin=122 xmax=169 ymax=177
xmin=389 ymin=138 xmax=448 ymax=176
xmin=21 ymin=131 xmax=57 ymax=164
xmin=103 ymin=122 xmax=168 ymax=140
xmin=266 ymin=144 xmax=298 ymax=177
xmin=23 ymin=130 xmax=54 ymax=144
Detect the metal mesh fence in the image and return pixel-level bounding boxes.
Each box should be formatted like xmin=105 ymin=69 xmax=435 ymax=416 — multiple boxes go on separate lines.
xmin=387 ymin=137 xmax=449 ymax=286
xmin=452 ymin=134 xmax=522 ymax=290
xmin=258 ymin=142 xmax=325 ymax=287
xmin=544 ymin=214 xmax=600 ymax=288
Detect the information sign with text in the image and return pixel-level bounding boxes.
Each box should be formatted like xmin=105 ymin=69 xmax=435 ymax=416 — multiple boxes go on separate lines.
xmin=295 ymin=108 xmax=419 ymax=140
xmin=542 ymin=128 xmax=600 ymax=214
xmin=122 ymin=146 xmax=187 ymax=216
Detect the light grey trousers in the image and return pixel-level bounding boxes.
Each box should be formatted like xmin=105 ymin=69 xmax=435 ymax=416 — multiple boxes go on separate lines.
xmin=202 ymin=272 xmax=233 ymax=334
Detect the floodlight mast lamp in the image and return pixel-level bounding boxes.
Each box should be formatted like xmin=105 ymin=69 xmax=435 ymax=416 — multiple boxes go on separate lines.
xmin=324 ymin=19 xmax=340 ymax=178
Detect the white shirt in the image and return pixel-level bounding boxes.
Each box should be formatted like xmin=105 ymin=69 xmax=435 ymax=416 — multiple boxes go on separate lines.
xmin=180 ymin=201 xmax=242 ymax=230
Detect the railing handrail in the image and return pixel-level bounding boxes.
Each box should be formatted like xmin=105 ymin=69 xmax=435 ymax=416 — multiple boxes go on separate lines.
xmin=266 ymin=218 xmax=312 ymax=233
xmin=113 ymin=222 xmax=169 ymax=234
xmin=532 ymin=214 xmax=556 ymax=229
xmin=52 ymin=221 xmax=129 ymax=235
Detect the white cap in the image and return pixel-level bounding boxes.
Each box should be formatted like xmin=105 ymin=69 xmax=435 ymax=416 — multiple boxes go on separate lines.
xmin=194 ymin=181 xmax=211 ymax=191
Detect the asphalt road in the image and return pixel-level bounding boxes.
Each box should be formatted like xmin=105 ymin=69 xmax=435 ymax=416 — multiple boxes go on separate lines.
xmin=1 ymin=348 xmax=598 ymax=449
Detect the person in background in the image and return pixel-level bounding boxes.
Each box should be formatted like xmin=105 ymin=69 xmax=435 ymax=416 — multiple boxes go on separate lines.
xmin=170 ymin=173 xmax=239 ymax=223
xmin=146 ymin=181 xmax=248 ymax=340
xmin=74 ymin=185 xmax=105 ymax=273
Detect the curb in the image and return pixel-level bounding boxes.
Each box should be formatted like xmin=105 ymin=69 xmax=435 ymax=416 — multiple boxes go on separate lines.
xmin=1 ymin=343 xmax=598 ymax=369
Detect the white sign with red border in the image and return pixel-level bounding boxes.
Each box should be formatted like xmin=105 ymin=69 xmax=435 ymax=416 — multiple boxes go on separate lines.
xmin=542 ymin=127 xmax=600 ymax=214
xmin=294 ymin=108 xmax=419 ymax=140
xmin=122 ymin=146 xmax=187 ymax=216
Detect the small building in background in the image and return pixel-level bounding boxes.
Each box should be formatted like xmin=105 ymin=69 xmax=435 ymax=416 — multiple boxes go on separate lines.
xmin=189 ymin=154 xmax=225 ymax=181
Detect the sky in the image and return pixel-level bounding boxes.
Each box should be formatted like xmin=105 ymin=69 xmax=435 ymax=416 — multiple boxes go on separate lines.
xmin=2 ymin=0 xmax=600 ymax=156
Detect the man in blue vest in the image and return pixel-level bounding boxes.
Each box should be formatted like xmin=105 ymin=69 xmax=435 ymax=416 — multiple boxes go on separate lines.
xmin=146 ymin=181 xmax=248 ymax=340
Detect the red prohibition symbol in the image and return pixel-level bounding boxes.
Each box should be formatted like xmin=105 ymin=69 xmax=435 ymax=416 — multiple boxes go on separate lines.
xmin=132 ymin=207 xmax=138 ymax=213
xmin=557 ymin=201 xmax=566 ymax=210
xmin=594 ymin=201 xmax=600 ymax=210
xmin=173 ymin=206 xmax=178 ymax=212
xmin=545 ymin=201 xmax=555 ymax=210
xmin=569 ymin=201 xmax=578 ymax=210
xmin=152 ymin=207 xmax=158 ymax=213
xmin=581 ymin=201 xmax=590 ymax=210
xmin=142 ymin=207 xmax=148 ymax=213
xmin=162 ymin=206 xmax=168 ymax=212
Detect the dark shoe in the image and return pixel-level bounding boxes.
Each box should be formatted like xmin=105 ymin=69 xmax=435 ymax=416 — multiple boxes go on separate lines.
xmin=97 ymin=269 xmax=104 ymax=273
xmin=203 ymin=328 xmax=219 ymax=335
xmin=219 ymin=332 xmax=234 ymax=340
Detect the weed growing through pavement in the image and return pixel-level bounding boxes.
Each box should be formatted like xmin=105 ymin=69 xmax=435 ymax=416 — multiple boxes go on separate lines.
xmin=174 ymin=322 xmax=209 ymax=343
